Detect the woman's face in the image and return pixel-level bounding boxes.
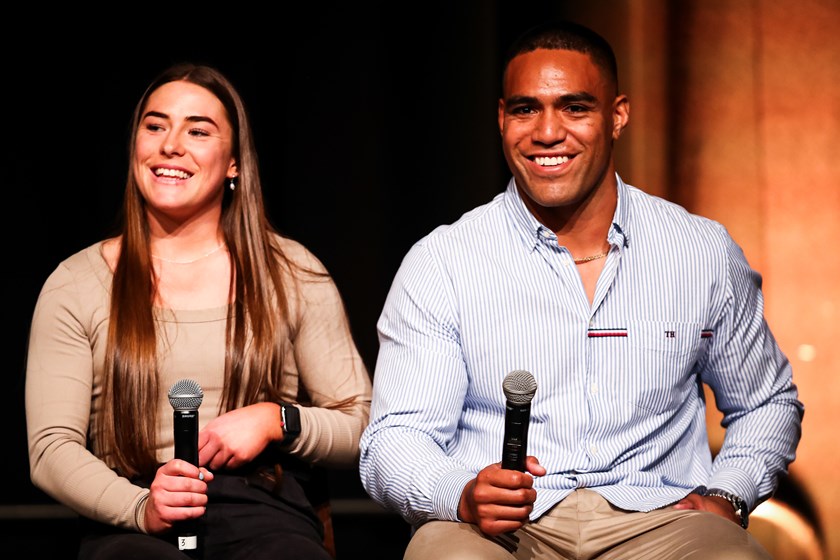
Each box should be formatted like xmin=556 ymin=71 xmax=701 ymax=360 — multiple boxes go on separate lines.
xmin=133 ymin=80 xmax=237 ymax=226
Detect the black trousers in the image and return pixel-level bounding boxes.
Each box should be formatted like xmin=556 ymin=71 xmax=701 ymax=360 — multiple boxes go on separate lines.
xmin=77 ymin=468 xmax=331 ymax=560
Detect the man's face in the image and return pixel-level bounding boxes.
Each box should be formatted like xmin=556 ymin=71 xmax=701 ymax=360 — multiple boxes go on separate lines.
xmin=498 ymin=48 xmax=628 ymax=225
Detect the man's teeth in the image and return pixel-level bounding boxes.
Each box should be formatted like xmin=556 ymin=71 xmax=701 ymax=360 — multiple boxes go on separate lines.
xmin=535 ymin=156 xmax=569 ymax=166
xmin=155 ymin=168 xmax=192 ymax=180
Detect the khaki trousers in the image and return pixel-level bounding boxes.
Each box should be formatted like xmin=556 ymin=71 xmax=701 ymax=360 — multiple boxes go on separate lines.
xmin=404 ymin=489 xmax=771 ymax=560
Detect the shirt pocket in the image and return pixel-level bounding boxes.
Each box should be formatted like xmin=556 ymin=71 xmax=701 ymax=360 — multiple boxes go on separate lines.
xmin=621 ymin=321 xmax=704 ymax=413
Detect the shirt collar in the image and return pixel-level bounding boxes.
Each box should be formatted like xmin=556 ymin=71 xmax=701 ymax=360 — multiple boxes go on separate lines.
xmin=503 ymin=173 xmax=631 ymax=252
xmin=612 ymin=174 xmax=631 ymax=249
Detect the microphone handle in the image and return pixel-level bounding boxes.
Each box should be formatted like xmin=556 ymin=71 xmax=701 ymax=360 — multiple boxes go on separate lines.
xmin=173 ymin=409 xmax=199 ymax=465
xmin=502 ymin=401 xmax=531 ymax=471
xmin=173 ymin=409 xmax=200 ymax=557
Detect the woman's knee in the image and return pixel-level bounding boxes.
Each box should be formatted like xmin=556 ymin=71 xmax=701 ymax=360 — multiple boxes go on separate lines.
xmin=78 ymin=533 xmax=188 ymax=560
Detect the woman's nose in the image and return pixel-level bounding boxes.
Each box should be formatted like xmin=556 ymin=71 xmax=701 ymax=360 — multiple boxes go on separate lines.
xmin=161 ymin=131 xmax=184 ymax=156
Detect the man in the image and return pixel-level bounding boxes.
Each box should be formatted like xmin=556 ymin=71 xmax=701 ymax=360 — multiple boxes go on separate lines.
xmin=359 ymin=20 xmax=803 ymax=559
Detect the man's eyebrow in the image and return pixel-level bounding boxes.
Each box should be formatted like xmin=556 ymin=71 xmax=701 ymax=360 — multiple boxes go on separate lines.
xmin=504 ymin=92 xmax=599 ymax=106
xmin=559 ymin=92 xmax=598 ymax=104
xmin=505 ymin=94 xmax=538 ymax=106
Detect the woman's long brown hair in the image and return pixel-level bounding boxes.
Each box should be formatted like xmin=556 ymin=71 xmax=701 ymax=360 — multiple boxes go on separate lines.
xmin=98 ymin=64 xmax=303 ymax=478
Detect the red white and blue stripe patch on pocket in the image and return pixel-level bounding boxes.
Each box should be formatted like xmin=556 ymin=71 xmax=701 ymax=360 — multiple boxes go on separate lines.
xmin=587 ymin=328 xmax=628 ymax=338
xmin=587 ymin=327 xmax=713 ymax=339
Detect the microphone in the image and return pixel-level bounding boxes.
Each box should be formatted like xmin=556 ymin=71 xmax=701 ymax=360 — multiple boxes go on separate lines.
xmin=501 ymin=370 xmax=537 ymax=471
xmin=168 ymin=379 xmax=204 ymax=557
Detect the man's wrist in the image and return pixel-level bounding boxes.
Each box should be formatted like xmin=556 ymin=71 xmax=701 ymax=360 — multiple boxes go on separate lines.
xmin=704 ymin=487 xmax=749 ymax=529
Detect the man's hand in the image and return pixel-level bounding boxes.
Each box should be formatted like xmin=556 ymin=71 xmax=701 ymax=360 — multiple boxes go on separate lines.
xmin=457 ymin=456 xmax=546 ymax=537
xmin=672 ymin=492 xmax=740 ymax=525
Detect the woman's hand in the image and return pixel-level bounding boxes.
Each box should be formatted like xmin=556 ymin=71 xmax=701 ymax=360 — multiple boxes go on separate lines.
xmin=144 ymin=460 xmax=214 ymax=534
xmin=198 ymin=402 xmax=283 ymax=471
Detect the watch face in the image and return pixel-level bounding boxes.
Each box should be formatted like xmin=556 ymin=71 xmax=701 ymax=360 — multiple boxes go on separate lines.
xmin=281 ymin=403 xmax=301 ymax=438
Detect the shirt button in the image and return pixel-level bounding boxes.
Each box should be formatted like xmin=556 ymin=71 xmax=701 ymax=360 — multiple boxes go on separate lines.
xmin=590 ymin=383 xmax=599 ymax=395
xmin=590 ymin=445 xmax=598 ymax=455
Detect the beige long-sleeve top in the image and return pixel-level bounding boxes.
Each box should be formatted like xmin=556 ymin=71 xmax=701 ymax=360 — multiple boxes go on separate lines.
xmin=26 ymin=234 xmax=371 ymax=532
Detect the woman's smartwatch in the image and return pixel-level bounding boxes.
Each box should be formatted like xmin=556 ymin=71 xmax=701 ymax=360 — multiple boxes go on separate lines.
xmin=279 ymin=402 xmax=301 ymax=446
xmin=704 ymin=488 xmax=749 ymax=529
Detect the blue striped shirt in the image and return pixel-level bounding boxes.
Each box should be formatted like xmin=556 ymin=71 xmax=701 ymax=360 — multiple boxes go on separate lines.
xmin=359 ymin=174 xmax=803 ymax=527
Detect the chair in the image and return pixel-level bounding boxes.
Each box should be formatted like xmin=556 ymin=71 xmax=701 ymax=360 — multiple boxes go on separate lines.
xmin=301 ymin=466 xmax=336 ymax=558
xmin=749 ymin=498 xmax=824 ymax=560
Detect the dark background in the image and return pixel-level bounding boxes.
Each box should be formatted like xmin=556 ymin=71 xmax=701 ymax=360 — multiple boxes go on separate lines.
xmin=4 ymin=2 xmax=635 ymax=557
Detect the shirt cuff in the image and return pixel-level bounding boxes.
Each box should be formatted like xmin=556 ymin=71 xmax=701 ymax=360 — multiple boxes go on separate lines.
xmin=433 ymin=469 xmax=477 ymax=522
xmin=707 ymin=467 xmax=759 ymax=510
xmin=134 ymin=490 xmax=151 ymax=533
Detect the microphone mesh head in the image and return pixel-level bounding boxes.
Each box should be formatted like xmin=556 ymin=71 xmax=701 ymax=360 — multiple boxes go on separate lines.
xmin=502 ymin=370 xmax=537 ymax=405
xmin=168 ymin=379 xmax=204 ymax=411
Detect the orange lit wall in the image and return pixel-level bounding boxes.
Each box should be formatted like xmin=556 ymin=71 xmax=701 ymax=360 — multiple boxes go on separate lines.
xmin=607 ymin=0 xmax=840 ymax=557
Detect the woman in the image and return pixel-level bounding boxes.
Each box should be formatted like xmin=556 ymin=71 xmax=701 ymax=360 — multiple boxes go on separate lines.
xmin=25 ymin=63 xmax=372 ymax=559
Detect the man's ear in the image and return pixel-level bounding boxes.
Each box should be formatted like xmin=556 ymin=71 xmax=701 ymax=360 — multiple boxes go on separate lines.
xmin=612 ymin=95 xmax=630 ymax=140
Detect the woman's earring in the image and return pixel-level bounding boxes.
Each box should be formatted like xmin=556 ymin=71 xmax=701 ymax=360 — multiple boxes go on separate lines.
xmin=229 ymin=177 xmax=236 ymax=191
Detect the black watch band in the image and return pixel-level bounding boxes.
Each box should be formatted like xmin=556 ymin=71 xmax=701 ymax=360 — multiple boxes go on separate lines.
xmin=279 ymin=402 xmax=301 ymax=445
xmin=704 ymin=488 xmax=749 ymax=529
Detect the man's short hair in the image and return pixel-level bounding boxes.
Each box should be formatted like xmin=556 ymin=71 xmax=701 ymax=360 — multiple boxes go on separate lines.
xmin=502 ymin=20 xmax=619 ymax=94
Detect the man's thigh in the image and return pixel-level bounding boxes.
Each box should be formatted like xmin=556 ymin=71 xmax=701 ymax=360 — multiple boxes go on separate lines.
xmin=403 ymin=490 xmax=770 ymax=560
xmin=404 ymin=520 xmax=568 ymax=560
xmin=589 ymin=508 xmax=771 ymax=560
